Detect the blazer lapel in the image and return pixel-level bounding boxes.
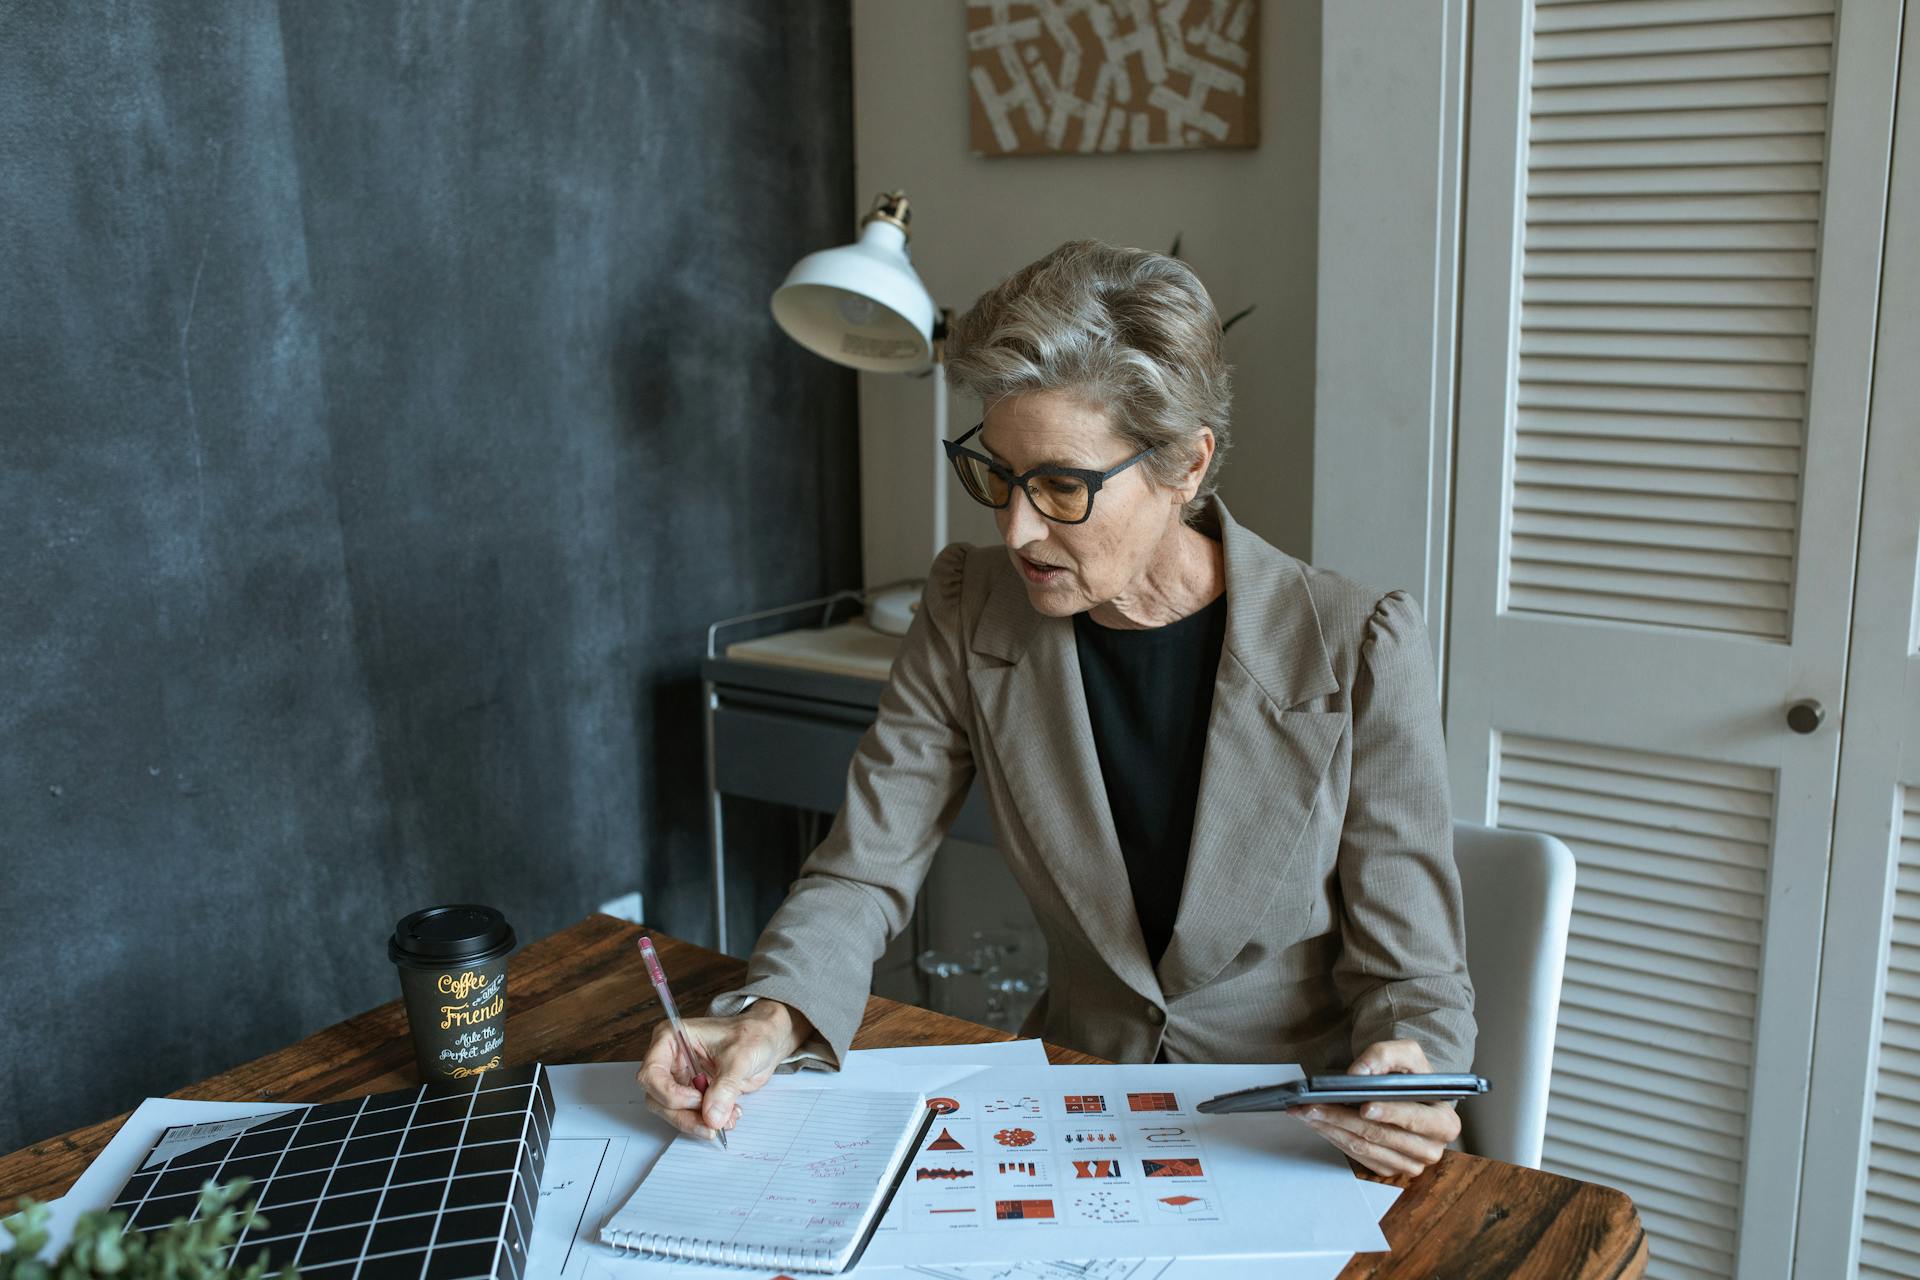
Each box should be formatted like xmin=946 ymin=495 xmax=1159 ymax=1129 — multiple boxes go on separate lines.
xmin=1154 ymin=501 xmax=1346 ymax=998
xmin=967 ymin=574 xmax=1163 ymax=1007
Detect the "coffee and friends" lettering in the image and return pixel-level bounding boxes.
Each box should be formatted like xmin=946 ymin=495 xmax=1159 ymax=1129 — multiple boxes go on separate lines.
xmin=438 ymin=970 xmax=491 ymax=1000
xmin=440 ymin=994 xmax=505 ymax=1029
xmin=435 ymin=969 xmax=507 ymax=1030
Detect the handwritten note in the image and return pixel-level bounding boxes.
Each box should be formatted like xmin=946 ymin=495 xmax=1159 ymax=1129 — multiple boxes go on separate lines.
xmin=599 ymin=1088 xmax=927 ymax=1270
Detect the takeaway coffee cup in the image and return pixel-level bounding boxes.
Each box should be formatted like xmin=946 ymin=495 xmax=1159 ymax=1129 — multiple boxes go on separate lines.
xmin=389 ymin=904 xmax=517 ymax=1083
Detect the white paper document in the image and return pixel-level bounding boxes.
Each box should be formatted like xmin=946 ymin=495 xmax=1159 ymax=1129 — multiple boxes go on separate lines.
xmin=599 ymin=1088 xmax=930 ymax=1269
xmin=538 ymin=1049 xmax=1394 ymax=1280
xmin=852 ymin=1063 xmax=1387 ymax=1268
xmin=530 ymin=1041 xmax=1049 ymax=1278
xmin=138 ymin=1113 xmax=285 ymax=1172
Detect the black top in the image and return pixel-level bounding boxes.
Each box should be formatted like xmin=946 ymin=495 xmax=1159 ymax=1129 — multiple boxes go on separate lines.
xmin=1072 ymin=591 xmax=1229 ymax=967
xmin=388 ymin=904 xmax=516 ymax=968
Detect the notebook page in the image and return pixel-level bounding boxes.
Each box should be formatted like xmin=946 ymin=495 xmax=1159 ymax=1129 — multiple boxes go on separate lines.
xmin=600 ymin=1088 xmax=926 ymax=1267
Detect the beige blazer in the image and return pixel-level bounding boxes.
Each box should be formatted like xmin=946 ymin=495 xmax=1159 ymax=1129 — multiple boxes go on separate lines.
xmin=720 ymin=496 xmax=1475 ymax=1073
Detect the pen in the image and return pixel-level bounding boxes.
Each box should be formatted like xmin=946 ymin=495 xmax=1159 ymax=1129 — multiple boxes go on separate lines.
xmin=638 ymin=935 xmax=728 ymax=1148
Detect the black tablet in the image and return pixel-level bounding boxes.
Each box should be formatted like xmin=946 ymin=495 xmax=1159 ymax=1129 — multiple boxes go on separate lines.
xmin=1197 ymin=1073 xmax=1490 ymax=1113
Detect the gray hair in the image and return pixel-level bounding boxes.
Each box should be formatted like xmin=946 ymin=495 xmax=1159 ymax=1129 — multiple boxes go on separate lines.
xmin=943 ymin=240 xmax=1233 ymax=523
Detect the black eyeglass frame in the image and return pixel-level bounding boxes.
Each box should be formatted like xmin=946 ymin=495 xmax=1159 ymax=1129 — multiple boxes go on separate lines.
xmin=942 ymin=422 xmax=1157 ymax=526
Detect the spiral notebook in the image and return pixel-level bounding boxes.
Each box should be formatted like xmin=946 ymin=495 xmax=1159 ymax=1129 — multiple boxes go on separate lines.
xmin=599 ymin=1087 xmax=934 ymax=1273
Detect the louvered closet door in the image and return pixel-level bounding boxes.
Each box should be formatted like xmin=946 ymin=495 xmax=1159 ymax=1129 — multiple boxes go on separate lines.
xmin=1449 ymin=3 xmax=1899 ymax=1279
xmin=1795 ymin=6 xmax=1920 ymax=1274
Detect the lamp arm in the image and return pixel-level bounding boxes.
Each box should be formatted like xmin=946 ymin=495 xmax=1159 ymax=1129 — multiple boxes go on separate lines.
xmin=931 ymin=356 xmax=949 ymax=570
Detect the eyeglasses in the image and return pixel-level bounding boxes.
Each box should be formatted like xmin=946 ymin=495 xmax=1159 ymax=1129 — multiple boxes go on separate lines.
xmin=942 ymin=422 xmax=1156 ymax=525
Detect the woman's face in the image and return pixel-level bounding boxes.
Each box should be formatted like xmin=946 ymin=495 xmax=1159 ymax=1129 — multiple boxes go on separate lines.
xmin=980 ymin=390 xmax=1193 ymax=617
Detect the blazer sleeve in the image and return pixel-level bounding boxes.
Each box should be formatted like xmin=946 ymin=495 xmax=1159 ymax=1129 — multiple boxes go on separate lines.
xmin=1330 ymin=590 xmax=1478 ymax=1074
xmin=709 ymin=543 xmax=978 ymax=1066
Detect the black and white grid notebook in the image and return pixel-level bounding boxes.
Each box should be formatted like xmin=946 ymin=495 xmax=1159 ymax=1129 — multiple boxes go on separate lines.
xmin=110 ymin=1063 xmax=554 ymax=1280
xmin=600 ymin=1087 xmax=934 ymax=1274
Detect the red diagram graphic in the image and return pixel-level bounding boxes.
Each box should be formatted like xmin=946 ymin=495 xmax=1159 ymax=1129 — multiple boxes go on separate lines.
xmin=1063 ymin=1094 xmax=1106 ymax=1114
xmin=1127 ymin=1092 xmax=1180 ymax=1112
xmin=1157 ymin=1194 xmax=1212 ymax=1215
xmin=995 ymin=1198 xmax=1056 ymax=1220
xmin=1143 ymin=1157 xmax=1205 ymax=1178
xmin=1139 ymin=1126 xmax=1187 ymax=1143
xmin=993 ymin=1127 xmax=1038 ymax=1148
xmin=916 ymin=1166 xmax=971 ymax=1181
xmin=1072 ymin=1159 xmax=1122 ymax=1178
xmin=928 ymin=1127 xmax=967 ymax=1152
xmin=928 ymin=1097 xmax=961 ymax=1115
xmin=1063 ymin=1130 xmax=1118 ymax=1144
xmin=997 ymin=1160 xmax=1039 ymax=1175
xmin=984 ymin=1096 xmax=1044 ymax=1116
xmin=1074 ymin=1190 xmax=1136 ymax=1223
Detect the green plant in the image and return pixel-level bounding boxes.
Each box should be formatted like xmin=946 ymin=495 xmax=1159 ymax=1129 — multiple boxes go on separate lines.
xmin=0 ymin=1179 xmax=297 ymax=1279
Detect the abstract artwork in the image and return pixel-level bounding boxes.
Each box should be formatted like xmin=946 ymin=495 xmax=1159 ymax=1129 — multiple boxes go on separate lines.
xmin=967 ymin=0 xmax=1259 ymax=157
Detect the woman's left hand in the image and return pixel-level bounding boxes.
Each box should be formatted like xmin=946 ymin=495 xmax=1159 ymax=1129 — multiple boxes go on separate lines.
xmin=1295 ymin=1039 xmax=1460 ymax=1178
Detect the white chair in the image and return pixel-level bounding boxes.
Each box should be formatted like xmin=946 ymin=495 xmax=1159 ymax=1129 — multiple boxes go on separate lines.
xmin=1451 ymin=820 xmax=1576 ymax=1169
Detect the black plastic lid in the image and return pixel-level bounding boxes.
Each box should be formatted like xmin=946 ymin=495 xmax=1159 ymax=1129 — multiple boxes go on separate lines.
xmin=389 ymin=904 xmax=516 ymax=968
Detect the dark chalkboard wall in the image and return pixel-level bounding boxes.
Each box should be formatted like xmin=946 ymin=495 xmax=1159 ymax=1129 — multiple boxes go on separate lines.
xmin=0 ymin=1 xmax=858 ymax=1156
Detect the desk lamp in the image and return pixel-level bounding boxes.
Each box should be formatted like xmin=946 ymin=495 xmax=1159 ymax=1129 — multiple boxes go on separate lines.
xmin=772 ymin=191 xmax=950 ymax=636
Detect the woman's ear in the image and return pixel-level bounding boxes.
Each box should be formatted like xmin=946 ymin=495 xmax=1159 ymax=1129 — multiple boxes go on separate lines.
xmin=1178 ymin=429 xmax=1215 ymax=503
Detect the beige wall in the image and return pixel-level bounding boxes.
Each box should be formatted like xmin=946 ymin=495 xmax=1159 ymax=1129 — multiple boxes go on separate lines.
xmin=850 ymin=0 xmax=1322 ymax=583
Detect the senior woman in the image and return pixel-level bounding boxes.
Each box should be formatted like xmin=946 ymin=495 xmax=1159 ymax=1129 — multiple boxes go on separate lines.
xmin=640 ymin=241 xmax=1475 ymax=1177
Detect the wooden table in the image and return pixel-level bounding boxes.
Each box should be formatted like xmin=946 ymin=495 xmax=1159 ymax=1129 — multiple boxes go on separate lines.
xmin=0 ymin=915 xmax=1647 ymax=1277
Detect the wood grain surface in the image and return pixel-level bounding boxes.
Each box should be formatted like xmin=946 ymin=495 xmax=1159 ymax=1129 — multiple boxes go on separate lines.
xmin=0 ymin=914 xmax=1645 ymax=1278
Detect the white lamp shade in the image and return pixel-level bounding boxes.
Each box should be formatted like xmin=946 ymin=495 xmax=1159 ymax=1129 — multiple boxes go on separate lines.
xmin=771 ymin=219 xmax=935 ymax=373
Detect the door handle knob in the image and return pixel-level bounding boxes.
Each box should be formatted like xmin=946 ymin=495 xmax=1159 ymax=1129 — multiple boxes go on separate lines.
xmin=1787 ymin=699 xmax=1826 ymax=734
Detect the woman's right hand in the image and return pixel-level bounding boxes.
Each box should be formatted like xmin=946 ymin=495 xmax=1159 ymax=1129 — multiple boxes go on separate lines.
xmin=637 ymin=1000 xmax=813 ymax=1141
